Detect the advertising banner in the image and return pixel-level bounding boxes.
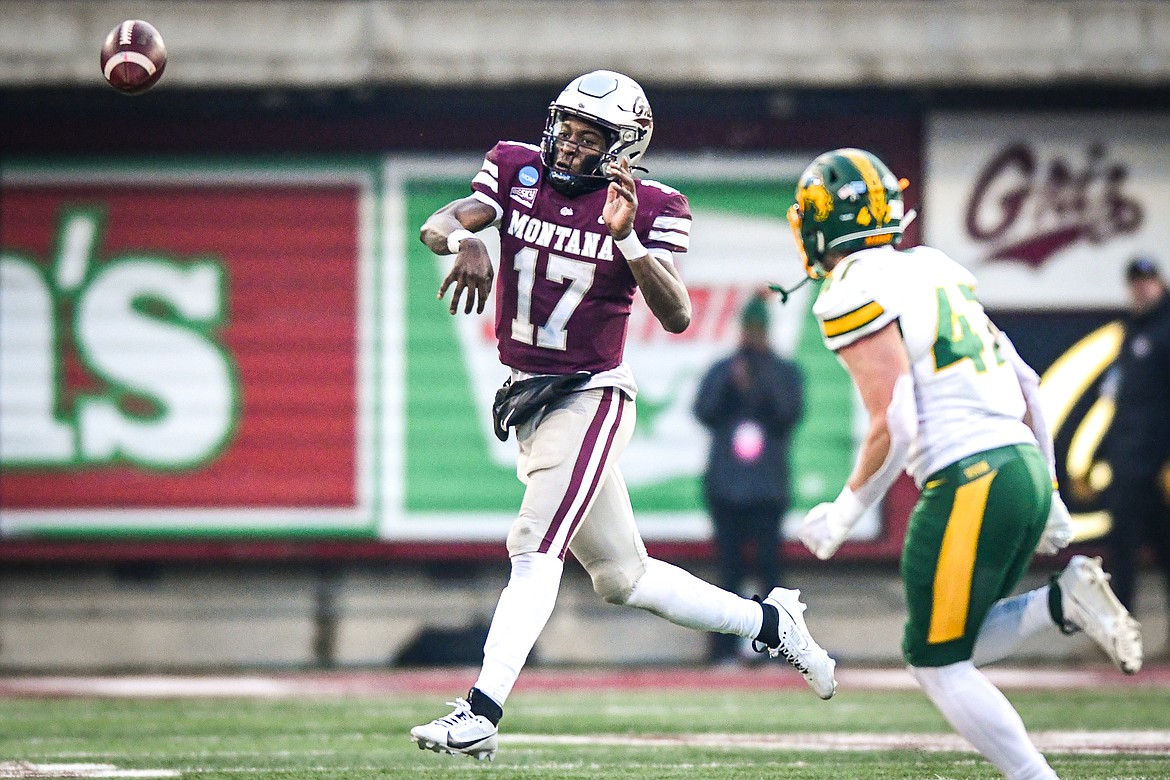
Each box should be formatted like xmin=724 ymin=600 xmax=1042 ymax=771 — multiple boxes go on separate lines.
xmin=2 ymin=156 xmax=871 ymax=545
xmin=0 ymin=162 xmax=379 ymax=536
xmin=924 ymin=112 xmax=1170 ymax=310
xmin=386 ymin=157 xmax=867 ymax=543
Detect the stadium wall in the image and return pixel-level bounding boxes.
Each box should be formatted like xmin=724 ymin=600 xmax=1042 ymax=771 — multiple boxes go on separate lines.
xmin=2 ymin=1 xmax=1169 ymax=669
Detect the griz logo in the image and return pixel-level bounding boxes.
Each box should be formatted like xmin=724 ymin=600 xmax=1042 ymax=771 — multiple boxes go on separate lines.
xmin=964 ymin=142 xmax=1142 ymax=267
xmin=0 ymin=207 xmax=237 ymax=469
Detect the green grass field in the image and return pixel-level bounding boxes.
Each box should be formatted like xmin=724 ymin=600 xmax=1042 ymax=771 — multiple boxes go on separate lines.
xmin=3 ymin=677 xmax=1170 ymax=779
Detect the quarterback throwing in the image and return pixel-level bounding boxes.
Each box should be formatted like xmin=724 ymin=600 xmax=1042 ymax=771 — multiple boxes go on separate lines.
xmin=411 ymin=71 xmax=837 ymax=762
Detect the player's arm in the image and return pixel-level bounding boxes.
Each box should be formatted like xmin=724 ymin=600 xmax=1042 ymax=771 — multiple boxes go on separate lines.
xmin=419 ymin=197 xmax=499 ymax=315
xmin=800 ymin=321 xmax=917 ymax=560
xmin=994 ymin=329 xmax=1055 ymax=473
xmin=837 ymin=322 xmax=916 ymax=501
xmin=629 ymin=256 xmax=691 ymax=334
xmin=995 ymin=328 xmax=1074 ymax=553
xmin=604 ymin=157 xmax=691 ymax=334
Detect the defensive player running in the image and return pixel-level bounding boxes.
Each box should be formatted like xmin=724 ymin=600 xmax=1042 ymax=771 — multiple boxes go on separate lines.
xmin=410 ymin=71 xmax=836 ymax=761
xmin=788 ymin=148 xmax=1143 ymax=780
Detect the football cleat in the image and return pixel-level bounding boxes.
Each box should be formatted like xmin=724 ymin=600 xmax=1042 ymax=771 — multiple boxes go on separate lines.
xmin=755 ymin=587 xmax=837 ymax=699
xmin=410 ymin=698 xmax=498 ymax=761
xmin=1055 ymin=555 xmax=1143 ymax=675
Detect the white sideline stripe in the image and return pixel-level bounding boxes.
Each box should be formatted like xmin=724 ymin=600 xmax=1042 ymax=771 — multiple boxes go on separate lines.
xmin=0 ymin=667 xmax=1158 ymax=698
xmin=501 ymin=731 xmax=1170 ymax=755
xmin=0 ymin=676 xmax=292 ymax=698
xmin=0 ymin=763 xmax=179 ymax=778
xmin=103 ymin=52 xmax=156 ymax=79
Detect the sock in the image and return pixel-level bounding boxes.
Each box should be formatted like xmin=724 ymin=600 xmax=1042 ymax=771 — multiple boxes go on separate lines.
xmin=1048 ymin=573 xmax=1076 ymax=634
xmin=971 ymin=587 xmax=1055 ymax=666
xmin=472 ymin=551 xmax=563 ymax=707
xmin=468 ymin=687 xmax=503 ymax=726
xmin=754 ymin=596 xmax=781 ymax=648
xmin=910 ymin=662 xmax=1057 ymax=780
xmin=624 ymin=558 xmax=762 ymax=638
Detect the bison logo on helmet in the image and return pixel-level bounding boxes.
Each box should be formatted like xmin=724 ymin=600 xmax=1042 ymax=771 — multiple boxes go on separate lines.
xmin=800 ymin=180 xmax=834 ymax=223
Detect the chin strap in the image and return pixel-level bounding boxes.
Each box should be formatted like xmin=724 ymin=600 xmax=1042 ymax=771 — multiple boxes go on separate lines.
xmin=769 ymin=276 xmax=811 ymax=305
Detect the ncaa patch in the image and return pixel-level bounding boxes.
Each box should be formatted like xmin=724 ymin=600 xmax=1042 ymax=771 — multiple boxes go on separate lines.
xmin=511 ymin=186 xmax=537 ymax=208
xmin=518 ymin=165 xmax=540 ymax=187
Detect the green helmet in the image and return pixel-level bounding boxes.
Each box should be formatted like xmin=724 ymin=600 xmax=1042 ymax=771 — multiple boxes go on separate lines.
xmin=788 ymin=148 xmax=907 ymax=280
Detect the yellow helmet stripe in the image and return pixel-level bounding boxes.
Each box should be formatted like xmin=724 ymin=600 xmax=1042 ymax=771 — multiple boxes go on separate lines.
xmin=821 ymin=300 xmax=885 ymax=338
xmin=841 ymin=149 xmax=890 ymax=225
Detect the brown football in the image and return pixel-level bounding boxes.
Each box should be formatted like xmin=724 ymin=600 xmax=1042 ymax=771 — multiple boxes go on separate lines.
xmin=100 ymin=20 xmax=167 ymax=95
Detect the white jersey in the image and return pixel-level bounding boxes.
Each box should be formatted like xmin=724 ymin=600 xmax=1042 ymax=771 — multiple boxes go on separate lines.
xmin=813 ymin=245 xmax=1036 ymax=485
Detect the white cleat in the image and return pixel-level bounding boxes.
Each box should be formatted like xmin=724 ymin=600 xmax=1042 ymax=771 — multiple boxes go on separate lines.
xmin=758 ymin=587 xmax=837 ymax=699
xmin=410 ymin=698 xmax=498 ymax=761
xmin=1055 ymin=555 xmax=1143 ymax=675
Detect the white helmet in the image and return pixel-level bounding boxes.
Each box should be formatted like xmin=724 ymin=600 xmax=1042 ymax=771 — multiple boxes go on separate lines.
xmin=541 ymin=70 xmax=654 ymax=196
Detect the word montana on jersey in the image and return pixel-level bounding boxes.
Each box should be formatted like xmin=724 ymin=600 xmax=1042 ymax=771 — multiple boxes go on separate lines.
xmin=471 ymin=141 xmax=692 ymax=374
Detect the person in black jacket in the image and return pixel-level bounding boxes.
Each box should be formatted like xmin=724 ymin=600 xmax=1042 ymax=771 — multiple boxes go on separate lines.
xmin=693 ymin=291 xmax=804 ymax=663
xmin=1103 ymin=256 xmax=1170 ymax=648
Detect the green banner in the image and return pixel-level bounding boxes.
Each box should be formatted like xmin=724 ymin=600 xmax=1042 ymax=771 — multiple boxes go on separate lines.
xmin=399 ymin=164 xmax=858 ymax=540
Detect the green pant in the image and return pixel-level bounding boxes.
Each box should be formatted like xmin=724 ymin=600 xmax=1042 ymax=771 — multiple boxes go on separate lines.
xmin=901 ymin=443 xmax=1050 ymax=667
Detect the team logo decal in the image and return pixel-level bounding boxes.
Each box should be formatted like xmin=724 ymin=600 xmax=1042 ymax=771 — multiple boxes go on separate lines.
xmin=799 ymin=180 xmax=834 ymax=222
xmin=518 ymin=166 xmax=540 ymax=187
xmin=510 ymin=186 xmax=537 ymax=208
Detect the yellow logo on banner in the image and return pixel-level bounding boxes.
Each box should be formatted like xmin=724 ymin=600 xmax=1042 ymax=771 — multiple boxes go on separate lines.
xmin=1039 ymin=321 xmax=1124 ymax=542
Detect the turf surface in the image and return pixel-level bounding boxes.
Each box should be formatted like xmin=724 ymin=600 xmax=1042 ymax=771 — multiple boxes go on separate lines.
xmin=2 ymin=682 xmax=1169 ymax=778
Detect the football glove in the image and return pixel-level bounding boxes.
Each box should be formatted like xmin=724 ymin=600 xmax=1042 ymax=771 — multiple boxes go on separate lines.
xmin=800 ymin=488 xmax=865 ymax=561
xmin=1035 ymin=491 xmax=1074 ymax=555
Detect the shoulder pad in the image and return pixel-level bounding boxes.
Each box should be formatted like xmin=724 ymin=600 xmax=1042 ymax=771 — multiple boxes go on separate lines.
xmin=813 ymin=252 xmax=898 ymax=351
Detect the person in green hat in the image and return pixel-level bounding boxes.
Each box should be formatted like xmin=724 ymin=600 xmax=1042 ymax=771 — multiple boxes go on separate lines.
xmin=693 ymin=289 xmax=805 ymax=664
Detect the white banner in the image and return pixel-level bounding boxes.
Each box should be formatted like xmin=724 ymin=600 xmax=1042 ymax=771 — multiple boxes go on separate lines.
xmin=924 ymin=113 xmax=1170 ymax=310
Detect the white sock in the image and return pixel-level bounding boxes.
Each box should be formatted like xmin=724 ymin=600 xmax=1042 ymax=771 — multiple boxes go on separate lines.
xmin=972 ymin=586 xmax=1054 ymax=666
xmin=473 ymin=551 xmax=563 ymax=707
xmin=624 ymin=558 xmax=763 ymax=638
xmin=910 ymin=662 xmax=1057 ymax=780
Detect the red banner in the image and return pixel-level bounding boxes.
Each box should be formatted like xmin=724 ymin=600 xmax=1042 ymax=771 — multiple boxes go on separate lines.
xmin=1 ymin=182 xmax=362 ymax=510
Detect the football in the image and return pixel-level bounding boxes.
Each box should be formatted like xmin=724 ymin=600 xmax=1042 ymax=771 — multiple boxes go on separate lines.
xmin=100 ymin=20 xmax=167 ymax=94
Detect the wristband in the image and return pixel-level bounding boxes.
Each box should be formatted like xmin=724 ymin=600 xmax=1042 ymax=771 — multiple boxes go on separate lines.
xmin=447 ymin=228 xmax=476 ymax=254
xmin=832 ymin=487 xmax=866 ymax=525
xmin=614 ymin=232 xmax=647 ymax=259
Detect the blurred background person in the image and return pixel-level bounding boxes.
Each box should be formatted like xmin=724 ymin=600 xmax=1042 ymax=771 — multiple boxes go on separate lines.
xmin=693 ymin=290 xmax=804 ymax=665
xmin=1102 ymin=256 xmax=1170 ymax=652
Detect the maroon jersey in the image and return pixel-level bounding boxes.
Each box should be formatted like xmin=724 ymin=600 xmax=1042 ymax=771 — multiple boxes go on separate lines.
xmin=471 ymin=141 xmax=692 ymax=374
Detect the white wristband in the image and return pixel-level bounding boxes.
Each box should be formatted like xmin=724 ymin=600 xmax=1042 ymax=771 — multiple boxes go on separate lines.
xmin=832 ymin=487 xmax=866 ymax=525
xmin=614 ymin=232 xmax=647 ymax=259
xmin=447 ymin=228 xmax=476 ymax=254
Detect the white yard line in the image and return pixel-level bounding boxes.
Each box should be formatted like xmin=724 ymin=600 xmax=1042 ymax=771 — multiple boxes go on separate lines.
xmin=0 ymin=763 xmax=179 ymax=779
xmin=502 ymin=731 xmax=1170 ymax=755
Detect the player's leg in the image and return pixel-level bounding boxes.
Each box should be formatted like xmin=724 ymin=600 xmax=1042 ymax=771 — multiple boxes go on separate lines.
xmin=903 ymin=445 xmax=1057 ymax=779
xmin=569 ymin=468 xmax=836 ymax=699
xmin=973 ymin=465 xmax=1142 ymax=671
xmin=910 ymin=662 xmax=1057 ymax=780
xmin=412 ymin=387 xmax=630 ymax=758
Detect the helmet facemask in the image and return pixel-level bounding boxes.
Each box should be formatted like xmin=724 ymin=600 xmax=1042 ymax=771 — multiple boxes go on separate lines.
xmin=540 ymin=70 xmax=653 ymax=198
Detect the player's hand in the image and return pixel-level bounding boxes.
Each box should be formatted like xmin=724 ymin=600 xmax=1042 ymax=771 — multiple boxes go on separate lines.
xmin=438 ymin=239 xmax=494 ymax=315
xmin=1035 ymin=491 xmax=1074 ymax=555
xmin=799 ymin=501 xmax=856 ymax=560
xmin=603 ymin=156 xmax=637 ymax=239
